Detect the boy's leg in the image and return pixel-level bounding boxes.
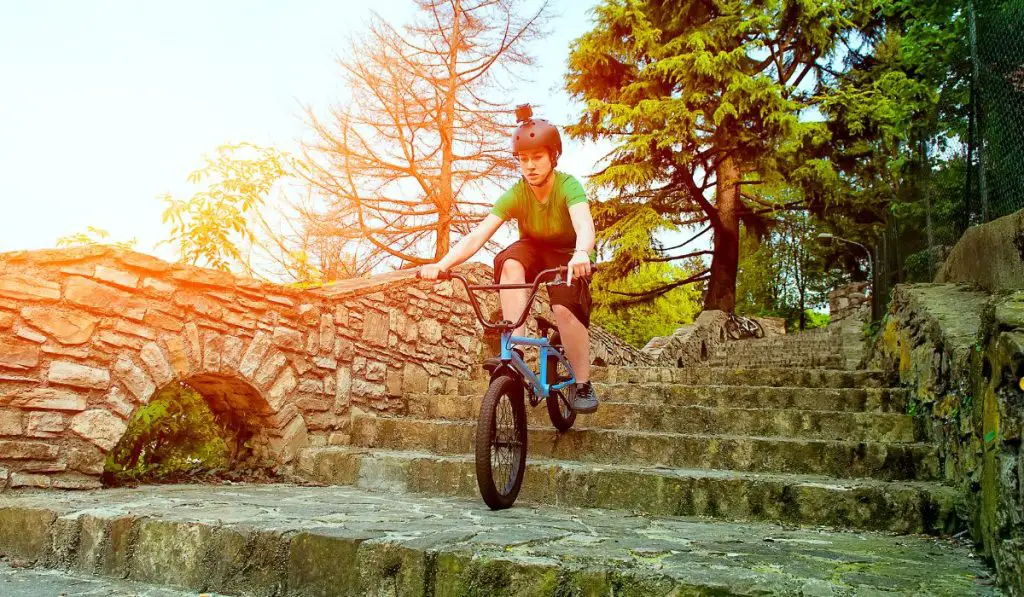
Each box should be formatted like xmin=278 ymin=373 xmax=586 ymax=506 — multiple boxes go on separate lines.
xmin=499 ymin=259 xmax=529 ymax=337
xmin=552 ymin=304 xmax=589 ymax=383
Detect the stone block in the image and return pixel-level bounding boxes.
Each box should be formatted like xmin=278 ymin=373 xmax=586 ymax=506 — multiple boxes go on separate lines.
xmin=9 ymin=472 xmax=51 ymax=488
xmin=94 ymin=265 xmax=139 ymax=289
xmin=25 ymin=412 xmax=68 ymax=437
xmin=402 ymin=363 xmax=429 ymax=395
xmin=71 ymin=409 xmax=128 ymax=451
xmin=140 ymin=342 xmax=175 ymax=387
xmin=239 ymin=331 xmax=272 ymax=378
xmin=183 ymin=322 xmax=202 ymax=371
xmin=267 ymin=368 xmax=298 ymax=411
xmin=305 ymin=329 xmax=320 ymax=354
xmin=0 ymin=440 xmax=59 ymax=460
xmin=4 ymin=388 xmax=86 ymax=411
xmin=0 ymin=337 xmax=39 ymax=370
xmin=352 ymin=379 xmax=385 ymax=399
xmin=20 ymin=306 xmax=99 ymax=345
xmin=254 ymin=352 xmax=289 ymax=388
xmin=221 ymin=335 xmax=245 ymax=372
xmin=334 ymin=304 xmax=349 ymax=327
xmin=268 ymin=415 xmax=308 ymax=463
xmin=67 ymin=443 xmax=106 ymax=475
xmin=203 ymin=331 xmax=223 ymax=372
xmin=113 ymin=356 xmax=156 ymax=403
xmin=319 ymin=315 xmax=336 ymax=354
xmin=386 ymin=368 xmax=403 ymax=397
xmin=298 ymin=304 xmax=321 ymax=325
xmin=365 ymin=360 xmax=386 ymax=382
xmin=163 ymin=335 xmax=192 ymax=377
xmin=335 ymin=366 xmax=352 ymax=410
xmin=0 ymin=408 xmax=23 ymax=435
xmin=14 ymin=324 xmax=47 ymax=343
xmin=222 ymin=310 xmax=257 ymax=330
xmin=0 ymin=311 xmax=14 ymax=329
xmin=0 ymin=273 xmax=60 ymax=301
xmin=298 ymin=378 xmax=324 ymax=395
xmin=141 ymin=277 xmax=176 ymax=297
xmin=51 ymin=474 xmax=103 ymax=490
xmin=144 ymin=310 xmax=184 ymax=332
xmin=362 ymin=311 xmax=389 ymax=346
xmin=273 ymin=326 xmax=305 ymax=351
xmin=313 ymin=356 xmax=338 ymax=370
xmin=47 ymin=361 xmax=110 ymax=389
xmin=173 ymin=292 xmax=224 ymax=318
xmin=104 ymin=386 xmax=136 ymax=419
xmin=64 ymin=276 xmax=145 ymax=320
xmin=418 ymin=319 xmax=443 ymax=344
xmin=112 ymin=319 xmax=157 ymax=340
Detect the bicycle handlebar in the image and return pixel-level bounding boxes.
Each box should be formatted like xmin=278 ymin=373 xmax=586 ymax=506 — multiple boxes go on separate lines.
xmin=416 ymin=263 xmax=599 ymax=331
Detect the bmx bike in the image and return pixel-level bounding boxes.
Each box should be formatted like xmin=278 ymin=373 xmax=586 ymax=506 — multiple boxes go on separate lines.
xmin=418 ymin=265 xmax=591 ymax=509
xmin=724 ymin=311 xmax=765 ymax=340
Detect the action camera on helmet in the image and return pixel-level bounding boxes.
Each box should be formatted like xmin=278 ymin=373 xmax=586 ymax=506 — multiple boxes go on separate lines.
xmin=515 ymin=104 xmax=534 ymax=124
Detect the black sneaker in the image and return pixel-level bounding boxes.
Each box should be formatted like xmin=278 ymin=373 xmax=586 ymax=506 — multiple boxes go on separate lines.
xmin=573 ymin=381 xmax=599 ymax=414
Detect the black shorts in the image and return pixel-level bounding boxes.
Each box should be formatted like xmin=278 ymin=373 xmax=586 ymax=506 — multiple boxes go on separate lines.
xmin=493 ymin=239 xmax=592 ymax=328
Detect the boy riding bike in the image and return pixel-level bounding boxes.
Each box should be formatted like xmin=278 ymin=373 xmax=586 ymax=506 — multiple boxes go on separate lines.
xmin=420 ymin=104 xmax=599 ymax=413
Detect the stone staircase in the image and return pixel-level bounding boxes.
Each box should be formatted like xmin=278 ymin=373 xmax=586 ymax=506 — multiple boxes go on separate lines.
xmin=706 ymin=328 xmax=848 ymax=368
xmin=298 ymin=360 xmax=959 ymax=536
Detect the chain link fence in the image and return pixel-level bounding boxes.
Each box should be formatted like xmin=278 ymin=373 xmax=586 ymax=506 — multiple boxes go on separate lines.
xmin=871 ymin=0 xmax=1024 ymax=320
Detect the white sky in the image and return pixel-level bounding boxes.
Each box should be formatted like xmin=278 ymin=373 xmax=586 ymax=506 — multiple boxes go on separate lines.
xmin=0 ymin=0 xmax=613 ymax=262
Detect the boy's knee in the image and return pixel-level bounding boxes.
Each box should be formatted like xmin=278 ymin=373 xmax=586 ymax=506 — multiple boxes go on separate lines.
xmin=500 ymin=259 xmax=526 ymax=282
xmin=552 ymin=304 xmax=573 ymax=319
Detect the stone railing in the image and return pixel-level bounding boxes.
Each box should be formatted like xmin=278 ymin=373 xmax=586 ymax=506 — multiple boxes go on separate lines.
xmin=642 ymin=311 xmax=731 ymax=367
xmin=0 ymin=247 xmax=644 ymax=490
xmin=872 ymin=284 xmax=1023 ymax=595
xmin=828 ymin=282 xmax=870 ymax=323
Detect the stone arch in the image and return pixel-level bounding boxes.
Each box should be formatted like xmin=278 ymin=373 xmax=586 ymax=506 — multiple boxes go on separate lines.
xmin=104 ymin=324 xmax=310 ymax=468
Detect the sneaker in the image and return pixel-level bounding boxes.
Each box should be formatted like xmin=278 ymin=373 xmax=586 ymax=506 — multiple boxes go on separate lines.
xmin=572 ymin=381 xmax=599 ymax=414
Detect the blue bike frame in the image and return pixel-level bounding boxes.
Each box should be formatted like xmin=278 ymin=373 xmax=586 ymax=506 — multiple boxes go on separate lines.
xmin=500 ymin=333 xmax=575 ymax=400
xmin=425 ymin=265 xmax=586 ymax=401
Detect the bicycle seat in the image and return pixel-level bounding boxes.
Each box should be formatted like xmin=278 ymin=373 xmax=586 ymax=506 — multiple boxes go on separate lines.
xmin=534 ymin=315 xmax=557 ymax=336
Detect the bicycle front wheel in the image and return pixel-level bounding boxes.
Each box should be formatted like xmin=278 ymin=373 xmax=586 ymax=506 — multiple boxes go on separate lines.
xmin=475 ymin=374 xmax=528 ymax=509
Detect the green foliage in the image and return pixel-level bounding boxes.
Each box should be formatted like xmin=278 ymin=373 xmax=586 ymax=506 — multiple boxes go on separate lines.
xmin=56 ymin=226 xmax=137 ymax=250
xmin=159 ymin=143 xmax=302 ymax=272
xmin=736 ymin=209 xmax=842 ymax=330
xmin=103 ymin=383 xmax=230 ymax=485
xmin=592 ymin=261 xmax=704 ymax=348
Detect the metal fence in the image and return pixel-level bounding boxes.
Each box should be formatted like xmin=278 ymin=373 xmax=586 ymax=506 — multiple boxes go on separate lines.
xmin=872 ymin=0 xmax=1024 ymax=320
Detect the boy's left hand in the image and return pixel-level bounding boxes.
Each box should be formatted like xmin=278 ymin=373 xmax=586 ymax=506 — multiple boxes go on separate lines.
xmin=567 ymin=251 xmax=592 ymax=287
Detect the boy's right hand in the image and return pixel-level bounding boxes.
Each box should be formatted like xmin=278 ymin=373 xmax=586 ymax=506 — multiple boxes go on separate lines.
xmin=419 ymin=264 xmax=446 ymax=280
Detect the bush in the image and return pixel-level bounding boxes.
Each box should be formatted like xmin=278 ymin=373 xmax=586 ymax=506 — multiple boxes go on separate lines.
xmin=103 ymin=383 xmax=231 ymax=485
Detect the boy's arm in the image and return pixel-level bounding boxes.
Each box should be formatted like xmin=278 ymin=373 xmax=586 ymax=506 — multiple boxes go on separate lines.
xmin=566 ymin=202 xmax=596 ymax=286
xmin=435 ymin=214 xmax=505 ymax=271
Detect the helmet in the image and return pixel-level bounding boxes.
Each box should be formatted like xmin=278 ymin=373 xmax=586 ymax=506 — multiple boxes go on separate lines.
xmin=511 ymin=118 xmax=562 ymax=165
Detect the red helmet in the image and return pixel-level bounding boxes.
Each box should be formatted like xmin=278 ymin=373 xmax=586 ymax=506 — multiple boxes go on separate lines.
xmin=511 ymin=105 xmax=562 ymax=165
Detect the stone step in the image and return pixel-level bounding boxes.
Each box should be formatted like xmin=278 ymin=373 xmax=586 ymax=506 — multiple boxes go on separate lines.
xmin=298 ymin=447 xmax=959 ymax=535
xmin=707 ymin=355 xmax=846 ymax=369
xmin=350 ymin=415 xmax=941 ymax=481
xmin=0 ymin=560 xmax=201 ymax=596
xmin=463 ymin=367 xmax=891 ymax=390
xmin=456 ymin=383 xmax=909 ymax=413
xmin=0 ymin=485 xmax=994 ymax=595
xmin=407 ymin=394 xmax=924 ymax=443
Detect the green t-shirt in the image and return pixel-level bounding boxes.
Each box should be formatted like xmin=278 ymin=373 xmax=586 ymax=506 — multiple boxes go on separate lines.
xmin=490 ymin=171 xmax=588 ymax=248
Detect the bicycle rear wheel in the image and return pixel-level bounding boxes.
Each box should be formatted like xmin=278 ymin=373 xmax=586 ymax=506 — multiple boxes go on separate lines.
xmin=725 ymin=318 xmax=742 ymax=340
xmin=475 ymin=374 xmax=527 ymax=509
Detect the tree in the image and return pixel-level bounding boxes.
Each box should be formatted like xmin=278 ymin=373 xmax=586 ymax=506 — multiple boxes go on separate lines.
xmin=56 ymin=227 xmax=137 ymax=251
xmin=592 ymin=260 xmax=704 ymax=347
xmin=566 ymin=0 xmax=877 ymax=312
xmin=301 ymin=0 xmax=550 ymax=267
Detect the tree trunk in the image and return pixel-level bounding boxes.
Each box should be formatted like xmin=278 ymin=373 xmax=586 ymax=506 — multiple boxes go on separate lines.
xmin=434 ymin=0 xmax=461 ymax=260
xmin=704 ymin=156 xmax=741 ymax=312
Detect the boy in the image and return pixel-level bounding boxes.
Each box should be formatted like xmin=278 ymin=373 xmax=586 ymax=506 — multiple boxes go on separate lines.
xmin=420 ymin=105 xmax=598 ymax=412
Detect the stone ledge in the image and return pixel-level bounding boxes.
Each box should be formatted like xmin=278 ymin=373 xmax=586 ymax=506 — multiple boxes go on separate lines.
xmin=0 ymin=485 xmax=995 ymax=595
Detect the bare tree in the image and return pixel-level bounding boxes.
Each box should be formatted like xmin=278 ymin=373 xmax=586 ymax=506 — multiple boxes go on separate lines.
xmin=300 ymin=0 xmax=550 ymax=266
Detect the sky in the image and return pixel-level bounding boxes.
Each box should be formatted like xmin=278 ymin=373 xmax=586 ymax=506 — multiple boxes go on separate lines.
xmin=0 ymin=0 xmax=609 ymax=261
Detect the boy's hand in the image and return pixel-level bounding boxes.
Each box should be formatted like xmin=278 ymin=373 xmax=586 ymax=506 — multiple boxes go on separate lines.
xmin=566 ymin=251 xmax=591 ymax=287
xmin=419 ymin=264 xmax=446 ymax=280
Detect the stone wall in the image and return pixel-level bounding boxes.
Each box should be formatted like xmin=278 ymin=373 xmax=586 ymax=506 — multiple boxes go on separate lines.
xmin=828 ymin=282 xmax=870 ymax=323
xmin=935 ymin=208 xmax=1024 ymax=291
xmin=642 ymin=311 xmax=731 ymax=367
xmin=0 ymin=247 xmax=643 ymax=490
xmin=872 ymin=284 xmax=1023 ymax=595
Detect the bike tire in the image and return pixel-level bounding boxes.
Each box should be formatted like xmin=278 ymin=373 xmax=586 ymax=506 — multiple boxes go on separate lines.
xmin=475 ymin=374 xmax=528 ymax=509
xmin=751 ymin=319 xmax=765 ymax=338
xmin=724 ymin=318 xmax=742 ymax=340
xmin=545 ymin=347 xmax=576 ymax=432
